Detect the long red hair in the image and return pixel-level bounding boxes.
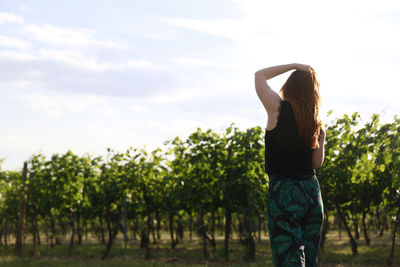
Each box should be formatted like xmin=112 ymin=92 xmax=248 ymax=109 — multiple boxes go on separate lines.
xmin=280 ymin=68 xmax=322 ymax=149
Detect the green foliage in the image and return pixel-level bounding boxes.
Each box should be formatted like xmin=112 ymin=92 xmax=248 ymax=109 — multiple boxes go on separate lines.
xmin=0 ymin=112 xmax=399 ymax=260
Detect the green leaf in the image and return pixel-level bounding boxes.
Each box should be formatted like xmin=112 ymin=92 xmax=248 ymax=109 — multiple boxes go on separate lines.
xmin=379 ymin=164 xmax=385 ymax=172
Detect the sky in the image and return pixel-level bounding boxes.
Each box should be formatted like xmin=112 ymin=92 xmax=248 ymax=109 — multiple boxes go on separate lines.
xmin=1 ymin=0 xmax=400 ymax=171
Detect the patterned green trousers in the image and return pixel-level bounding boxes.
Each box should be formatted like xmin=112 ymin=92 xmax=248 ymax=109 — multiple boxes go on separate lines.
xmin=267 ymin=174 xmax=324 ymax=267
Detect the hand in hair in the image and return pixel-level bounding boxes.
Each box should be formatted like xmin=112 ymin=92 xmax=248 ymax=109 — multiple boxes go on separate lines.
xmin=294 ymin=63 xmax=312 ymax=72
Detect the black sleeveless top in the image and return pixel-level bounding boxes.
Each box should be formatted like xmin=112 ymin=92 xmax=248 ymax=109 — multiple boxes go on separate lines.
xmin=265 ymin=100 xmax=315 ymax=180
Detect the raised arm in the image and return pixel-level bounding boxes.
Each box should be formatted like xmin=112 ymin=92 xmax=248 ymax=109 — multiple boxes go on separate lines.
xmin=254 ymin=63 xmax=310 ymax=114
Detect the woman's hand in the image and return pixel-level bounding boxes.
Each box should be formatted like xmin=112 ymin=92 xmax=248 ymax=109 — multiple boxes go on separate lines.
xmin=294 ymin=63 xmax=312 ymax=72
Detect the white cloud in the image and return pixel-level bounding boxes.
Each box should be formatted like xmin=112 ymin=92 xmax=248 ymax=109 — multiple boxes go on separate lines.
xmin=131 ymin=105 xmax=149 ymax=112
xmin=20 ymin=92 xmax=109 ymax=116
xmin=19 ymin=5 xmax=33 ymax=13
xmin=0 ymin=80 xmax=33 ymax=88
xmin=25 ymin=70 xmax=43 ymax=78
xmin=167 ymin=18 xmax=246 ymax=41
xmin=167 ymin=0 xmax=400 ymax=55
xmin=0 ymin=35 xmax=31 ymax=49
xmin=117 ymin=60 xmax=164 ymax=70
xmin=23 ymin=24 xmax=120 ymax=48
xmin=169 ymin=118 xmax=206 ymax=135
xmin=175 ymin=57 xmax=239 ymax=69
xmin=39 ymin=49 xmax=163 ymax=72
xmin=39 ymin=49 xmax=109 ymax=72
xmin=0 ymin=49 xmax=174 ymax=98
xmin=152 ymin=87 xmax=207 ymax=104
xmin=0 ymin=12 xmax=24 ymax=24
xmin=209 ymin=114 xmax=260 ymax=130
xmin=93 ymin=105 xmax=117 ymax=116
xmin=0 ymin=133 xmax=42 ymax=151
xmin=0 ymin=50 xmax=37 ymax=61
xmin=147 ymin=118 xmax=207 ymax=141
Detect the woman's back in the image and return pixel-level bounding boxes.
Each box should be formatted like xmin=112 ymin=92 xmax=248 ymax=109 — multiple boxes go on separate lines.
xmin=265 ymin=100 xmax=315 ymax=180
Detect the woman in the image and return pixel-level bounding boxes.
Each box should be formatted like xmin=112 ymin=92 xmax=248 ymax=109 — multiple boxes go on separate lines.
xmin=255 ymin=63 xmax=325 ymax=266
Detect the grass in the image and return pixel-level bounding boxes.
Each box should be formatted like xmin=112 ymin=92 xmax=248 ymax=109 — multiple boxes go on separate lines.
xmin=0 ymin=231 xmax=398 ymax=266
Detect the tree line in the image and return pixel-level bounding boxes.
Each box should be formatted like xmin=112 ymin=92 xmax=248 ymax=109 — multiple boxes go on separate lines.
xmin=0 ymin=112 xmax=399 ymax=263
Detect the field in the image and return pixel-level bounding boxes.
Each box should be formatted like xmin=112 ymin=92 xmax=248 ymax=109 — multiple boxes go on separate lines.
xmin=1 ymin=115 xmax=399 ymax=266
xmin=0 ymin=231 xmax=398 ymax=266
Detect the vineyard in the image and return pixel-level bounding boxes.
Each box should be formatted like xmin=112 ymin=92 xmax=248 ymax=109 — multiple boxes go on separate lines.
xmin=0 ymin=112 xmax=399 ymax=265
